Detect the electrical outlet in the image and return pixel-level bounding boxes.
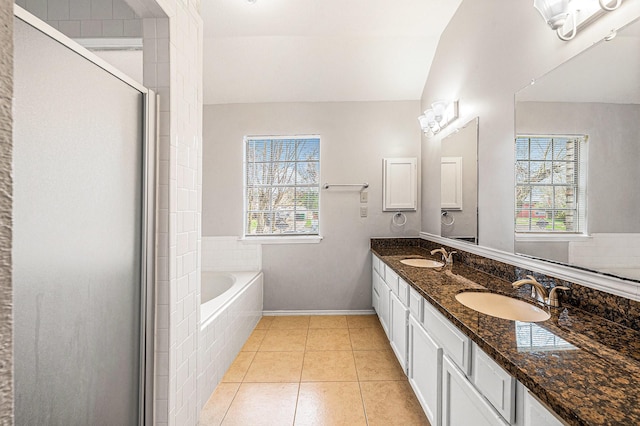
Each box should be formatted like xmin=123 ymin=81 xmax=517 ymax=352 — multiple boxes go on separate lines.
xmin=360 ymin=191 xmax=368 ymax=203
xmin=360 ymin=206 xmax=368 ymax=217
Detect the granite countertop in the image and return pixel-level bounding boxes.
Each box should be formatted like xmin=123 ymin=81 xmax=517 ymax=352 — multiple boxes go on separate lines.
xmin=371 ymin=246 xmax=640 ymax=426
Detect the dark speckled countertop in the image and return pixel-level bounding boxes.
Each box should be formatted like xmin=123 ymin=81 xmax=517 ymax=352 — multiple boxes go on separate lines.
xmin=372 ymin=245 xmax=640 ymax=426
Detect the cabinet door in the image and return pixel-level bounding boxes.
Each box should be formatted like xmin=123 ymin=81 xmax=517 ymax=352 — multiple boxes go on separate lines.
xmin=372 ymin=265 xmax=381 ymax=313
xmin=383 ymin=157 xmax=417 ymax=211
xmin=522 ymin=389 xmax=566 ymax=426
xmin=389 ymin=292 xmax=408 ymax=373
xmin=378 ymin=279 xmax=391 ymax=338
xmin=408 ymin=316 xmax=441 ymax=426
xmin=442 ymin=356 xmax=509 ymax=426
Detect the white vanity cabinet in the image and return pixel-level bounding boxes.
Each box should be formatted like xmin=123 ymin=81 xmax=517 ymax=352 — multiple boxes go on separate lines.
xmin=517 ymin=384 xmax=567 ymax=426
xmin=408 ymin=314 xmax=442 ymax=426
xmin=372 ymin=254 xmax=391 ymax=337
xmin=473 ymin=345 xmax=516 ymax=423
xmin=371 ymin=253 xmax=566 ymax=426
xmin=389 ymin=290 xmax=409 ymax=372
xmin=442 ymin=355 xmax=510 ymax=426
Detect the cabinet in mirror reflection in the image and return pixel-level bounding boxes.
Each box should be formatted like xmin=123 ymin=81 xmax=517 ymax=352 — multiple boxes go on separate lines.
xmin=514 ymin=18 xmax=640 ymax=282
xmin=440 ymin=117 xmax=478 ymax=245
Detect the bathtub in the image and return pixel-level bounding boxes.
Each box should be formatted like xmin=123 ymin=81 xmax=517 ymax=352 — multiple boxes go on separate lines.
xmin=197 ymin=270 xmax=263 ymax=412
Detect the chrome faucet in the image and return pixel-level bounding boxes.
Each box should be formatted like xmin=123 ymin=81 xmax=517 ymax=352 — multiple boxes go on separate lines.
xmin=512 ymin=275 xmax=570 ymax=307
xmin=430 ymin=247 xmax=457 ymax=265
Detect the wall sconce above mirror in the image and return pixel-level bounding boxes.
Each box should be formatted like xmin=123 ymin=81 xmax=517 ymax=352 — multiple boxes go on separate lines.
xmin=418 ymin=100 xmax=459 ymax=135
xmin=534 ymin=0 xmax=623 ymax=41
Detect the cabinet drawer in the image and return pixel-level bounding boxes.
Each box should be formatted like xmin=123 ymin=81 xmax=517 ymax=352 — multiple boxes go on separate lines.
xmin=372 ymin=254 xmax=384 ymax=280
xmin=409 ymin=286 xmax=423 ymax=321
xmin=423 ymin=302 xmax=471 ymax=375
xmin=384 ymin=265 xmax=400 ymax=295
xmin=398 ymin=278 xmax=409 ymax=306
xmin=473 ymin=345 xmax=515 ymax=423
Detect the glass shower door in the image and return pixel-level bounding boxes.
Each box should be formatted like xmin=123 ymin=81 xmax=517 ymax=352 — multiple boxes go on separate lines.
xmin=13 ymin=16 xmax=146 ymax=425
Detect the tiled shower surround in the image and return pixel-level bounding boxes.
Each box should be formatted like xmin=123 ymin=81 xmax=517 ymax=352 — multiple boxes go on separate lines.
xmin=371 ymin=238 xmax=640 ymax=332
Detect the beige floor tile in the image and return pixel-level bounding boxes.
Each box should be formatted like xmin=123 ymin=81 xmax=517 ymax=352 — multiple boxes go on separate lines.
xmin=199 ymin=382 xmax=240 ymax=426
xmin=294 ymin=382 xmax=367 ymax=426
xmin=349 ymin=327 xmax=390 ymax=351
xmin=259 ymin=328 xmax=308 ymax=351
xmin=269 ymin=315 xmax=311 ymax=329
xmin=221 ymin=382 xmax=299 ymax=426
xmin=243 ymin=351 xmax=304 ymax=382
xmin=347 ymin=314 xmax=382 ymax=329
xmin=221 ymin=352 xmax=255 ymax=383
xmin=353 ymin=350 xmax=407 ymax=381
xmin=301 ymin=351 xmax=358 ymax=382
xmin=309 ymin=315 xmax=348 ymax=329
xmin=241 ymin=329 xmax=267 ymax=352
xmin=306 ymin=328 xmax=352 ymax=351
xmin=254 ymin=316 xmax=275 ymax=330
xmin=360 ymin=381 xmax=430 ymax=425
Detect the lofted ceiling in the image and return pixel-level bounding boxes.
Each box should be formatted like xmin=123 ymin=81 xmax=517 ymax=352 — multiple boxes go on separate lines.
xmin=201 ymin=0 xmax=462 ymax=105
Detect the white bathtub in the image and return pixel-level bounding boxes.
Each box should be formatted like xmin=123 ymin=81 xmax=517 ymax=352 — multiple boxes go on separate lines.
xmin=198 ymin=270 xmax=263 ymax=413
xmin=200 ymin=271 xmax=262 ymax=327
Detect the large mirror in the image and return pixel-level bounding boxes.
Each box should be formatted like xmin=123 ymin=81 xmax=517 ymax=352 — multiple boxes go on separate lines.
xmin=441 ymin=117 xmax=478 ymax=244
xmin=514 ymin=19 xmax=640 ymax=282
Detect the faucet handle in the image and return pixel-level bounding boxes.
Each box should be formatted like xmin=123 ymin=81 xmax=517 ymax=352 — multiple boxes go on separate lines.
xmin=446 ymin=251 xmax=457 ymax=264
xmin=548 ymin=286 xmax=570 ymax=307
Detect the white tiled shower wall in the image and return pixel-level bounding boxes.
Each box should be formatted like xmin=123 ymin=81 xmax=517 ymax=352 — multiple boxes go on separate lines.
xmin=201 ymin=236 xmax=262 ymax=272
xmin=140 ymin=0 xmax=202 ymax=425
xmin=14 ymin=0 xmax=142 ymax=37
xmin=196 ymin=273 xmax=263 ymax=414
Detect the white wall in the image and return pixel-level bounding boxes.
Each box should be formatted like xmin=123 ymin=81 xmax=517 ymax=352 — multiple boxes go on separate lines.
xmin=202 ymin=101 xmax=421 ymax=311
xmin=420 ymin=0 xmax=640 ymax=252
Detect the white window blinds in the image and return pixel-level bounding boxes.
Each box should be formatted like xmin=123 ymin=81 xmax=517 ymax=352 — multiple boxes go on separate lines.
xmin=244 ymin=136 xmax=320 ymax=236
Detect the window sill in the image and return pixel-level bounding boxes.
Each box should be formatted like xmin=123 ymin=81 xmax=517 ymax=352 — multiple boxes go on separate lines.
xmin=240 ymin=235 xmax=323 ymax=245
xmin=515 ymin=233 xmax=591 ymax=243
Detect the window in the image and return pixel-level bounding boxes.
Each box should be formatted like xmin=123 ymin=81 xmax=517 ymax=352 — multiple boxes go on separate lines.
xmin=515 ymin=135 xmax=586 ymax=233
xmin=244 ymin=136 xmax=320 ymax=237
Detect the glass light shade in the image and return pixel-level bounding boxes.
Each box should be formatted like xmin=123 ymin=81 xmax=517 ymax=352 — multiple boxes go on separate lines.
xmin=534 ymin=0 xmax=570 ymax=30
xmin=417 ymin=114 xmax=429 ymax=131
xmin=431 ymin=101 xmax=448 ymax=123
xmin=424 ymin=109 xmax=438 ymax=129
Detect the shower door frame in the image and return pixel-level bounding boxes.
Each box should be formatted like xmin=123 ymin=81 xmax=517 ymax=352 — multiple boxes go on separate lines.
xmin=14 ymin=6 xmax=157 ymax=425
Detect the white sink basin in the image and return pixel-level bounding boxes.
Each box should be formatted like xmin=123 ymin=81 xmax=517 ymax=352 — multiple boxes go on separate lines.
xmin=400 ymin=258 xmax=444 ymax=268
xmin=455 ymin=292 xmax=550 ymax=322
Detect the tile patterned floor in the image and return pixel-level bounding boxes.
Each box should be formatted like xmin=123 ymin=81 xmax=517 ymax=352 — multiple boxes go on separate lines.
xmin=199 ymin=315 xmax=430 ymax=425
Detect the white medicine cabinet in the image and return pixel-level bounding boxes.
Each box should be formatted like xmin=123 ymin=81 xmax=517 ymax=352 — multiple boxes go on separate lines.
xmin=383 ymin=157 xmax=417 ymax=211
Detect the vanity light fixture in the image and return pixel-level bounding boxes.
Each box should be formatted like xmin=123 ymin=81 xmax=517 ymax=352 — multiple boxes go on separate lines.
xmin=418 ymin=100 xmax=459 ymax=135
xmin=534 ymin=0 xmax=623 ymax=41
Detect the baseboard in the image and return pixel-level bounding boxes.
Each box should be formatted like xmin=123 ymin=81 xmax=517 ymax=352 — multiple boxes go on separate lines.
xmin=262 ymin=309 xmax=376 ymax=316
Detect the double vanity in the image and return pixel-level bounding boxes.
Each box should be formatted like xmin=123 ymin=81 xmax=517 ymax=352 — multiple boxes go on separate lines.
xmin=371 ymin=238 xmax=640 ymax=426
